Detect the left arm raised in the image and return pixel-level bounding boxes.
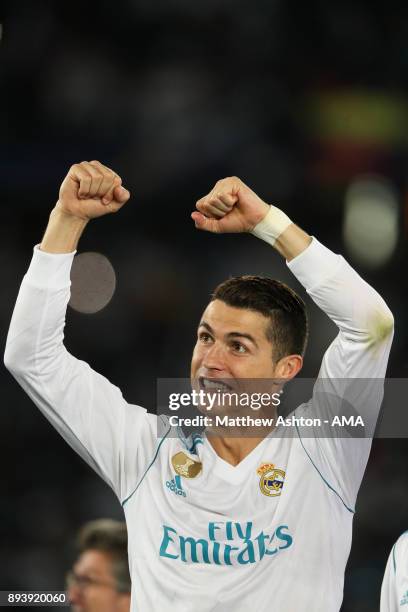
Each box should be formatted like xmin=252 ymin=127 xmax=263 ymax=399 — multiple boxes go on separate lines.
xmin=192 ymin=176 xmax=394 ymax=380
xmin=193 ymin=177 xmax=394 ymax=508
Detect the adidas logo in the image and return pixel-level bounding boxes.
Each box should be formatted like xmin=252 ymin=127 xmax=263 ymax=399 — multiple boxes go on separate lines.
xmin=166 ymin=475 xmax=186 ymax=497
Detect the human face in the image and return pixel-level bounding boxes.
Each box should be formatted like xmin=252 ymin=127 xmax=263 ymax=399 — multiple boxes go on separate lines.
xmin=191 ymin=300 xmax=278 ymax=392
xmin=67 ymin=550 xmax=129 ymax=612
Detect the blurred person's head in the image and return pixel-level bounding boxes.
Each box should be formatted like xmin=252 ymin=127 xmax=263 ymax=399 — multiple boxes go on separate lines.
xmin=67 ymin=519 xmax=131 ymax=612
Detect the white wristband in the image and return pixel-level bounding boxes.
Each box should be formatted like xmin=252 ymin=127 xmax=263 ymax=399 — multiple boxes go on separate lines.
xmin=250 ymin=205 xmax=292 ymax=246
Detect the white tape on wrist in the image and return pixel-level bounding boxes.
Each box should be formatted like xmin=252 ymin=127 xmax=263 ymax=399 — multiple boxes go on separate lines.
xmin=250 ymin=205 xmax=292 ymax=246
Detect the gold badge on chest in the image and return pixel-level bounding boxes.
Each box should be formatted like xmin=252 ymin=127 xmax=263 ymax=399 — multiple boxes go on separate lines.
xmin=257 ymin=463 xmax=286 ymax=497
xmin=172 ymin=451 xmax=203 ymax=478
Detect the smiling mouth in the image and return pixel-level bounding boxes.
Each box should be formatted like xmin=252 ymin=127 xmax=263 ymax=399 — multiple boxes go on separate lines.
xmin=199 ymin=377 xmax=234 ymax=392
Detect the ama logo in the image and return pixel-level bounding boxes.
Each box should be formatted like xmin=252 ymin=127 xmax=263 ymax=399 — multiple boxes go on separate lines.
xmin=166 ymin=474 xmax=186 ymax=498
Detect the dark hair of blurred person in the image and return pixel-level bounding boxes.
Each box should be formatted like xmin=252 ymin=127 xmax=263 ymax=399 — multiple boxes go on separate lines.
xmin=67 ymin=519 xmax=131 ymax=612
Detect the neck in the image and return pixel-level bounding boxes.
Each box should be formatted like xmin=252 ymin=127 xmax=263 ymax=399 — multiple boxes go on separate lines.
xmin=206 ymin=430 xmax=273 ymax=466
xmin=203 ymin=406 xmax=279 ymax=466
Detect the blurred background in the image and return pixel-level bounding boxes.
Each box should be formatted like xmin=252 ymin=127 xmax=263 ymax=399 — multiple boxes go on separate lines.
xmin=1 ymin=0 xmax=407 ymax=610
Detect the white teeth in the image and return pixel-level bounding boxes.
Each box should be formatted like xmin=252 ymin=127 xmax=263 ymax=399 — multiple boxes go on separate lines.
xmin=202 ymin=379 xmax=230 ymax=391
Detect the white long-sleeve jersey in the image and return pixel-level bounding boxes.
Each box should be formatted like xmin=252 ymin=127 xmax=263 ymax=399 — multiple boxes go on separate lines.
xmin=381 ymin=532 xmax=408 ymax=611
xmin=4 ymin=238 xmax=394 ymax=612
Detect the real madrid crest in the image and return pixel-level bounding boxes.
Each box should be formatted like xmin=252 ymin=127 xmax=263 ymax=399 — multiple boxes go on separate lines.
xmin=172 ymin=451 xmax=202 ymax=479
xmin=257 ymin=463 xmax=285 ymax=497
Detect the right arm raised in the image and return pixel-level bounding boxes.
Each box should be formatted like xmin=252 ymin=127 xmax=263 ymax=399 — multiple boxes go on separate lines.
xmin=4 ymin=162 xmax=156 ymax=502
xmin=41 ymin=159 xmax=130 ymax=253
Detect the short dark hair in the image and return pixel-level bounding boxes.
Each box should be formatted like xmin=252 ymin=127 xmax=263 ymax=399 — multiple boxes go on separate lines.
xmin=77 ymin=519 xmax=131 ymax=593
xmin=211 ymin=275 xmax=308 ymax=362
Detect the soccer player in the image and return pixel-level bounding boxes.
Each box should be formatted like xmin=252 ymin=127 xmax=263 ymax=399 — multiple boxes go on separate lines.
xmin=67 ymin=519 xmax=131 ymax=612
xmin=5 ymin=161 xmax=394 ymax=611
xmin=381 ymin=532 xmax=408 ymax=611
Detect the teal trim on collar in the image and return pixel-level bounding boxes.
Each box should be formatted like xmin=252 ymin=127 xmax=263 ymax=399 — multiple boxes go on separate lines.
xmin=176 ymin=426 xmax=203 ymax=455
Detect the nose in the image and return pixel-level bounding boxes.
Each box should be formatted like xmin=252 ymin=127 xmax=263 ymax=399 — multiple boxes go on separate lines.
xmin=202 ymin=341 xmax=227 ymax=372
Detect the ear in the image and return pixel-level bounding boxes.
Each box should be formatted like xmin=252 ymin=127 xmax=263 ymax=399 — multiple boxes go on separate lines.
xmin=274 ymin=354 xmax=303 ymax=381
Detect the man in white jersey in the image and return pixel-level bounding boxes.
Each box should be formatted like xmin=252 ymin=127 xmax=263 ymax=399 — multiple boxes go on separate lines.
xmin=381 ymin=532 xmax=408 ymax=611
xmin=5 ymin=161 xmax=394 ymax=611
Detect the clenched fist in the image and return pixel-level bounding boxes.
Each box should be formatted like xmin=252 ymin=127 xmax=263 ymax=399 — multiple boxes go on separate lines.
xmin=192 ymin=177 xmax=269 ymax=233
xmin=57 ymin=160 xmax=130 ymax=221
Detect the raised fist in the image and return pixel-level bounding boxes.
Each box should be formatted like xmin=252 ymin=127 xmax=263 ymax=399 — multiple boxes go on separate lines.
xmin=57 ymin=160 xmax=130 ymax=220
xmin=192 ymin=177 xmax=269 ymax=233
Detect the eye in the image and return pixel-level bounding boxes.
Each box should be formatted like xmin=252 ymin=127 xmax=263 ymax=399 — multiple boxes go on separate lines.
xmin=199 ymin=332 xmax=213 ymax=344
xmin=231 ymin=341 xmax=248 ymax=354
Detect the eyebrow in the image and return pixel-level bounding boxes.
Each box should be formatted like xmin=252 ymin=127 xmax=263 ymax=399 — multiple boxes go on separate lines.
xmin=198 ymin=321 xmax=259 ymax=349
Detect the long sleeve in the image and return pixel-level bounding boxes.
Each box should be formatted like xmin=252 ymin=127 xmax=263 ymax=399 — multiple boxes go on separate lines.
xmin=381 ymin=542 xmax=399 ymax=612
xmin=4 ymin=246 xmax=158 ymax=503
xmin=287 ymin=238 xmax=394 ymax=381
xmin=380 ymin=533 xmax=408 ymax=612
xmin=287 ymin=238 xmax=394 ymax=509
